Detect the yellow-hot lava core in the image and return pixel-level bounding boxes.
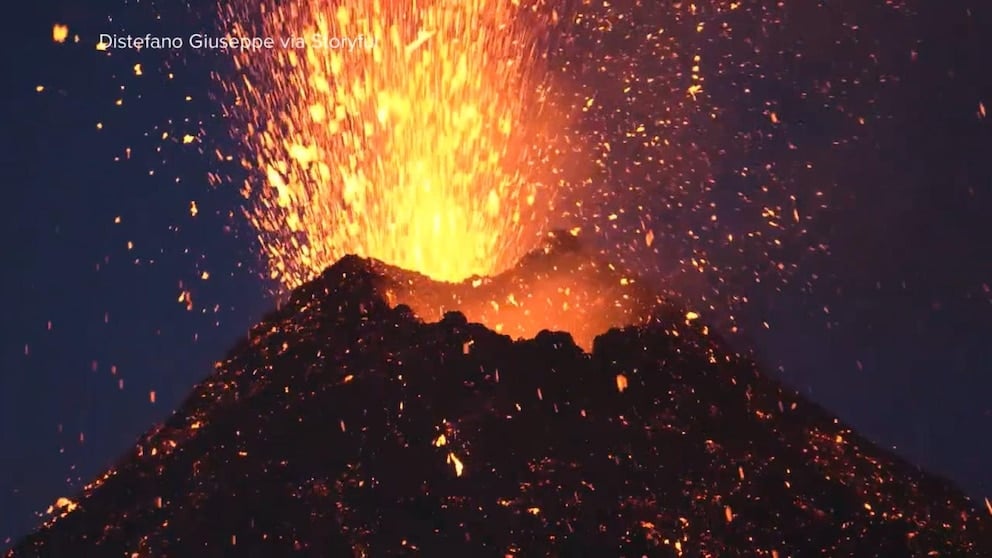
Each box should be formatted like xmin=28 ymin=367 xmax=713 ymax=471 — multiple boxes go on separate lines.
xmin=222 ymin=0 xmax=563 ymax=288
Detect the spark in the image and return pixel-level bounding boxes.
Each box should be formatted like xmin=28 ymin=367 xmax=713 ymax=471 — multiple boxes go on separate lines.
xmin=616 ymin=374 xmax=628 ymax=393
xmin=46 ymin=497 xmax=78 ymax=516
xmin=178 ymin=290 xmax=193 ymax=311
xmin=447 ymin=451 xmax=465 ymax=477
xmin=52 ymin=24 xmax=69 ymax=44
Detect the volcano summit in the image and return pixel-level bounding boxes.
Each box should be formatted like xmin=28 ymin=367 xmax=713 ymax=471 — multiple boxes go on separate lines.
xmin=7 ymin=238 xmax=991 ymax=557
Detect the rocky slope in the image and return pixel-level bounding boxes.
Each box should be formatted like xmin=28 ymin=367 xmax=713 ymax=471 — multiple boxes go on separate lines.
xmin=8 ymin=241 xmax=991 ymax=557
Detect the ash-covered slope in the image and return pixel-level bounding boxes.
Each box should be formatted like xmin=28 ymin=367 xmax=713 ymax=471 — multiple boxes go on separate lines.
xmin=9 ymin=248 xmax=991 ymax=557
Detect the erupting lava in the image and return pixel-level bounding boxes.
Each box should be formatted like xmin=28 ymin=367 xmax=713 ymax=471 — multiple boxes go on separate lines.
xmin=223 ymin=0 xmax=564 ymax=288
xmin=373 ymin=230 xmax=667 ymax=350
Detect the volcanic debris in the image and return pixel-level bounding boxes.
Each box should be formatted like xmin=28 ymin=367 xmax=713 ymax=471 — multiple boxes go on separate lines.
xmin=8 ymin=248 xmax=991 ymax=557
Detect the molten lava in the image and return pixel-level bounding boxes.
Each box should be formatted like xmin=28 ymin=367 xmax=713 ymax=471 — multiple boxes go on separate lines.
xmin=223 ymin=0 xmax=564 ymax=288
xmin=373 ymin=230 xmax=667 ymax=350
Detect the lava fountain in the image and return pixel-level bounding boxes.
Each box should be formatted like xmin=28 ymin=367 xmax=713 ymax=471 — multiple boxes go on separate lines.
xmin=222 ymin=0 xmax=566 ymax=288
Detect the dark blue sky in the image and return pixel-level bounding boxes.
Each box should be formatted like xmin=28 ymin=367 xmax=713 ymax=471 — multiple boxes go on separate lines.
xmin=2 ymin=0 xmax=991 ymax=547
xmin=1 ymin=0 xmax=271 ymax=543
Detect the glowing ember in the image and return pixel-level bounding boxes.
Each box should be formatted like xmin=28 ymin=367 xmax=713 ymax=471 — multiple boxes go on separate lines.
xmin=223 ymin=0 xmax=564 ymax=286
xmin=51 ymin=24 xmax=69 ymax=44
xmin=615 ymin=373 xmax=628 ymax=393
xmin=52 ymin=497 xmax=76 ymax=513
xmin=447 ymin=451 xmax=465 ymax=477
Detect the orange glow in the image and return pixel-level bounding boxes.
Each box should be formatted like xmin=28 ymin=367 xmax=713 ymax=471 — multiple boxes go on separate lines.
xmin=223 ymin=0 xmax=563 ymax=287
xmin=447 ymin=452 xmax=464 ymax=477
xmin=54 ymin=497 xmax=76 ymax=512
xmin=370 ymin=232 xmax=663 ymax=350
xmin=52 ymin=24 xmax=69 ymax=44
xmin=616 ymin=374 xmax=628 ymax=393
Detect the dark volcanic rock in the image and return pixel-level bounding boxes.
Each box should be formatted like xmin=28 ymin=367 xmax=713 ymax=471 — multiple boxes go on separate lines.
xmin=7 ymin=254 xmax=991 ymax=558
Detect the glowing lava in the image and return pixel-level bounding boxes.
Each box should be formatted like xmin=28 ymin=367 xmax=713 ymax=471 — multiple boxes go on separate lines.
xmin=370 ymin=230 xmax=669 ymax=350
xmin=223 ymin=0 xmax=564 ymax=288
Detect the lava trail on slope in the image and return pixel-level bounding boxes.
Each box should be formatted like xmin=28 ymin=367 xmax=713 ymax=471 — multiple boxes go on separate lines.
xmin=8 ymin=241 xmax=991 ymax=557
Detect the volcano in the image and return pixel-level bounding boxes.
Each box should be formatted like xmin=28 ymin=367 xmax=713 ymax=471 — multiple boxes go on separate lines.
xmin=7 ymin=236 xmax=991 ymax=557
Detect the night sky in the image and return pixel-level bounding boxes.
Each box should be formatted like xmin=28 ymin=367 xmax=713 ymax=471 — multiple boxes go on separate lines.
xmin=3 ymin=0 xmax=991 ymax=547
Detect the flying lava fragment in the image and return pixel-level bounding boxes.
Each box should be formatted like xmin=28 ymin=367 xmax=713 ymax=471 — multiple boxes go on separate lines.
xmin=51 ymin=24 xmax=69 ymax=44
xmin=222 ymin=0 xmax=566 ymax=287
